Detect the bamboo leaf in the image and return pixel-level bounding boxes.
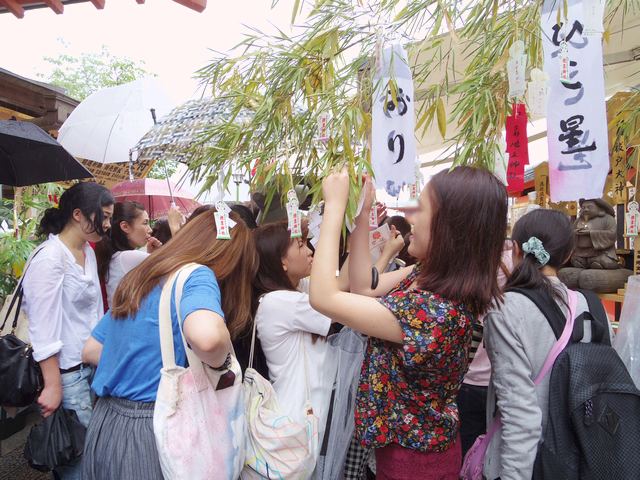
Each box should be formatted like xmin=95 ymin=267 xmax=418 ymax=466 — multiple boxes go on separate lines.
xmin=436 ymin=97 xmax=447 ymax=139
xmin=292 ymin=0 xmax=301 ymax=24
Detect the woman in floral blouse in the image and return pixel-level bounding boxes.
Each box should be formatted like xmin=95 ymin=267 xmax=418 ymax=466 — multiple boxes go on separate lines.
xmin=310 ymin=167 xmax=507 ymax=479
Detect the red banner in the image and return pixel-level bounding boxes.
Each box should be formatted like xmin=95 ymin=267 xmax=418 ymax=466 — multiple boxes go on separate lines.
xmin=505 ymin=103 xmax=529 ymax=194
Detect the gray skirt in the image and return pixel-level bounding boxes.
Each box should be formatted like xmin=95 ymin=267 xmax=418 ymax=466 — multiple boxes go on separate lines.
xmin=82 ymin=397 xmax=163 ymax=480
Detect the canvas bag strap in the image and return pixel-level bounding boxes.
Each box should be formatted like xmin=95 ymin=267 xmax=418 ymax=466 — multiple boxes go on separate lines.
xmin=483 ymin=289 xmax=578 ymax=441
xmin=174 ymin=264 xmax=214 ymax=390
xmin=248 ymin=294 xmax=266 ymax=370
xmin=248 ymin=313 xmax=258 ymax=371
xmin=158 ymin=263 xmax=203 ymax=369
xmin=299 ymin=333 xmax=312 ymax=404
xmin=158 ymin=269 xmax=182 ymax=369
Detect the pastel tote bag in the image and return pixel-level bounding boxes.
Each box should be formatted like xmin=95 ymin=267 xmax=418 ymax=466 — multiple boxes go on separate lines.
xmin=154 ymin=264 xmax=246 ymax=480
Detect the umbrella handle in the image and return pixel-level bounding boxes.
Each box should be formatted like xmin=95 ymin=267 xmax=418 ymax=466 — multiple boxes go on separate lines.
xmin=147 ymin=109 xmax=174 ymax=203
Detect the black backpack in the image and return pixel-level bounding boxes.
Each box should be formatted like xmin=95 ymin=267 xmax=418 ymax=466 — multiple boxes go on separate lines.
xmin=510 ymin=288 xmax=640 ymax=480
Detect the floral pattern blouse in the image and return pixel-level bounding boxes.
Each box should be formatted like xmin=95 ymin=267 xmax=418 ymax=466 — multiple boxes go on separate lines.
xmin=354 ymin=264 xmax=474 ymax=452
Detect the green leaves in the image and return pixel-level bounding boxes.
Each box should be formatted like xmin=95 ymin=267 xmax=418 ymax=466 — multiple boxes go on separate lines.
xmin=40 ymin=45 xmax=151 ymax=101
xmin=191 ymin=0 xmax=636 ymax=209
xmin=436 ymin=97 xmax=447 ymax=139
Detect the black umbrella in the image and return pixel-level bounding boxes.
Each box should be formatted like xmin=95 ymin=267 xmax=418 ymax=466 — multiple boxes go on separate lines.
xmin=0 ymin=120 xmax=93 ymax=187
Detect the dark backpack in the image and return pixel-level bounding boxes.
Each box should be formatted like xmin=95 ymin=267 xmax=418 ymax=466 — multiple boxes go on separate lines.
xmin=510 ymin=288 xmax=640 ymax=480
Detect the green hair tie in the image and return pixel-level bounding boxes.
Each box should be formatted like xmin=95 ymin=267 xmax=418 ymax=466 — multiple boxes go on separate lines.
xmin=522 ymin=236 xmax=550 ymax=266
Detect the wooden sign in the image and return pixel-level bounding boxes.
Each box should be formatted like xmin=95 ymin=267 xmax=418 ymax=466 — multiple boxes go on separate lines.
xmin=534 ymin=162 xmax=549 ymax=208
xmin=611 ymin=134 xmax=628 ymax=204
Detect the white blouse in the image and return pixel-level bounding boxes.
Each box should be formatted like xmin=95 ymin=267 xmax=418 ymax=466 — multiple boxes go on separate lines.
xmin=22 ymin=235 xmax=103 ymax=370
xmin=105 ymin=250 xmax=148 ymax=307
xmin=255 ymin=278 xmax=337 ymax=450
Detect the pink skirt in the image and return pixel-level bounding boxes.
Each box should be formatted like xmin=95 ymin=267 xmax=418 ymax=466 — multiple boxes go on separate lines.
xmin=375 ymin=437 xmax=462 ymax=480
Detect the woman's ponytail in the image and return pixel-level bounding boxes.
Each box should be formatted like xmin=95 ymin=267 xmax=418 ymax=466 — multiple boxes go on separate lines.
xmin=37 ymin=207 xmax=66 ymax=237
xmin=505 ymin=209 xmax=575 ymax=303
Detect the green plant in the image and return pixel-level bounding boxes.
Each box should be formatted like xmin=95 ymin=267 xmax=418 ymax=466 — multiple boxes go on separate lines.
xmin=0 ymin=184 xmax=63 ymax=304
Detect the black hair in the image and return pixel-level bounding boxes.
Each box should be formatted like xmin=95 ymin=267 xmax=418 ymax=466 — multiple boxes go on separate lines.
xmin=187 ymin=203 xmax=258 ymax=230
xmin=38 ymin=182 xmax=114 ymax=238
xmin=230 ymin=204 xmax=258 ymax=230
xmin=151 ymin=219 xmax=173 ymax=245
xmin=382 ymin=215 xmax=412 ymax=237
xmin=95 ymin=201 xmax=146 ymax=284
xmin=505 ymin=209 xmax=575 ymax=303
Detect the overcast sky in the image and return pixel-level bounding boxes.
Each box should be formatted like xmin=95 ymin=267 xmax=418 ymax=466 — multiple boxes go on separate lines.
xmin=0 ymin=0 xmax=294 ymax=102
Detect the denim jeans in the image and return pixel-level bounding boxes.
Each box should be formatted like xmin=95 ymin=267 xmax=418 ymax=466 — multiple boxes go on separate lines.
xmin=55 ymin=365 xmax=94 ymax=480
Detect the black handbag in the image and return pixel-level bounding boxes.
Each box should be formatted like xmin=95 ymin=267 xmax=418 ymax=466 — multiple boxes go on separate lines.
xmin=24 ymin=407 xmax=86 ymax=472
xmin=0 ymin=248 xmax=44 ymax=407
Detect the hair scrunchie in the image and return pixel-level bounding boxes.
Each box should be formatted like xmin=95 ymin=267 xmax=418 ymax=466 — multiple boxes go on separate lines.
xmin=522 ymin=236 xmax=550 ymax=266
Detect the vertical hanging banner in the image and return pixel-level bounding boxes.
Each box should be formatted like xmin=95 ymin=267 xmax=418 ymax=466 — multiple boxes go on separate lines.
xmin=542 ymin=0 xmax=609 ymax=202
xmin=372 ymin=44 xmax=416 ymax=197
xmin=505 ymin=103 xmax=529 ymax=194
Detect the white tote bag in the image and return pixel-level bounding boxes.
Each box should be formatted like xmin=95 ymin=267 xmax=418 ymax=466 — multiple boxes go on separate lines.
xmin=242 ymin=308 xmax=319 ymax=479
xmin=154 ymin=263 xmax=246 ymax=480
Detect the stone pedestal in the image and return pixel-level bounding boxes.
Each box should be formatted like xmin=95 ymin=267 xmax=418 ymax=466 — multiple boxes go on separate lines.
xmin=558 ymin=267 xmax=633 ymax=293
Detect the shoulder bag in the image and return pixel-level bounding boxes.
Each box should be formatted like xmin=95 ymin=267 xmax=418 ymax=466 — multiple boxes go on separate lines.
xmin=0 ymin=247 xmax=45 ymax=407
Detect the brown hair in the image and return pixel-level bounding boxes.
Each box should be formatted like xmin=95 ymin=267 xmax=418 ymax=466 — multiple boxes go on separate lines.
xmin=111 ymin=209 xmax=258 ymax=340
xmin=417 ymin=166 xmax=508 ymax=315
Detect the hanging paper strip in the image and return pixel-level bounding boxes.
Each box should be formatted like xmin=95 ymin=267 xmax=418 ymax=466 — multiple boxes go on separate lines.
xmin=626 ymin=201 xmax=639 ymax=237
xmin=505 ymin=103 xmax=529 ymax=194
xmin=542 ymin=0 xmax=609 ymax=202
xmin=371 ymin=44 xmax=416 ymax=197
xmin=507 ymin=41 xmax=527 ymax=99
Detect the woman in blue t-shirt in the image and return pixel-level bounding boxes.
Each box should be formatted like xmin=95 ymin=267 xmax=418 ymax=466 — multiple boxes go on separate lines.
xmin=80 ymin=208 xmax=257 ymax=480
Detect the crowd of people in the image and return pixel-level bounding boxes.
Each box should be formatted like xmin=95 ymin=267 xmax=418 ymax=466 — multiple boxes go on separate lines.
xmin=17 ymin=165 xmax=616 ymax=480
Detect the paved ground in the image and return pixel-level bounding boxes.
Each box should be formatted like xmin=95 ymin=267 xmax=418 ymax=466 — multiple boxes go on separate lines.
xmin=1 ymin=408 xmax=51 ymax=480
xmin=0 ymin=445 xmax=50 ymax=480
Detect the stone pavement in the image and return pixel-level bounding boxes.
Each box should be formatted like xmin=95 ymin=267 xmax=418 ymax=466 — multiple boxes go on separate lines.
xmin=1 ymin=408 xmax=50 ymax=480
xmin=0 ymin=445 xmax=50 ymax=480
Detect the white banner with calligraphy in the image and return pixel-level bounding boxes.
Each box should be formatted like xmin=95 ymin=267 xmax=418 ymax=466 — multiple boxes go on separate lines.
xmin=542 ymin=0 xmax=609 ymax=202
xmin=371 ymin=44 xmax=416 ymax=197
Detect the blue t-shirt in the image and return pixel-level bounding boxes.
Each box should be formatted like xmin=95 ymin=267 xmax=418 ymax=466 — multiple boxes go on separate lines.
xmin=91 ymin=266 xmax=224 ymax=402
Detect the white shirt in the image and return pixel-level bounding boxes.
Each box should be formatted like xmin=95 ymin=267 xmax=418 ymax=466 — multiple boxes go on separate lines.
xmin=106 ymin=250 xmax=148 ymax=306
xmin=255 ymin=279 xmax=338 ymax=450
xmin=22 ymin=235 xmax=103 ymax=369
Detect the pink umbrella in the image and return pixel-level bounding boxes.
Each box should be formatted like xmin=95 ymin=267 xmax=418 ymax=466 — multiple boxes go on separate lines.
xmin=110 ymin=178 xmax=200 ymax=219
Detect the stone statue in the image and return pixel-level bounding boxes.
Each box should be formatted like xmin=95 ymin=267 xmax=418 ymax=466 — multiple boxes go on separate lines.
xmin=571 ymin=198 xmax=619 ymax=270
xmin=559 ymin=198 xmax=632 ymax=293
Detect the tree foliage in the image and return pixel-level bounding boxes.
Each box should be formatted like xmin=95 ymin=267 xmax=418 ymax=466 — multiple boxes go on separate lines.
xmin=41 ymin=45 xmax=151 ymax=101
xmin=192 ymin=0 xmax=639 ymax=211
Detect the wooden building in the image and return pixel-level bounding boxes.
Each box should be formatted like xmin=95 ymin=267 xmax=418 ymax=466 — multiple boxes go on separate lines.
xmin=0 ymin=0 xmax=206 ymax=18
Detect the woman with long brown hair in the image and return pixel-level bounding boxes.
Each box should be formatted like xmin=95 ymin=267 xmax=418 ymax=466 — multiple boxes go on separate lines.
xmin=310 ymin=167 xmax=508 ymax=479
xmin=80 ymin=208 xmax=257 ymax=480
